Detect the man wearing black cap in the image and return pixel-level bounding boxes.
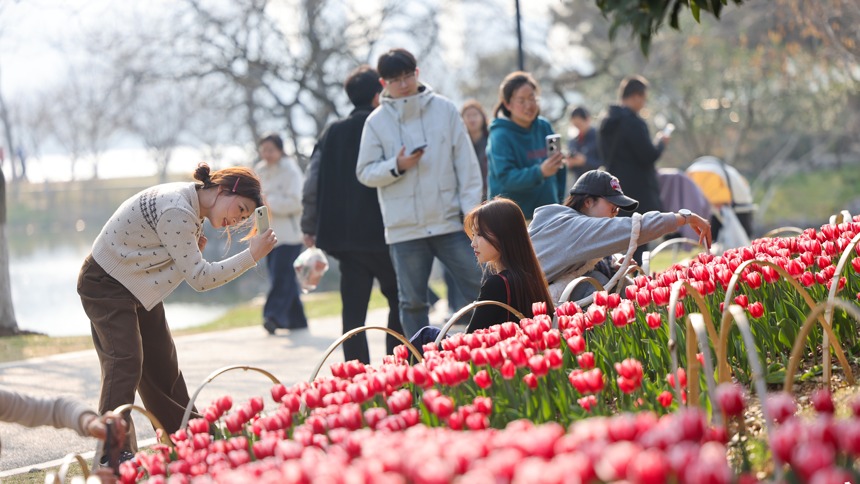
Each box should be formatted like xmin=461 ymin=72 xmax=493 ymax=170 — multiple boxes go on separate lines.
xmin=529 ymin=170 xmax=711 ymax=302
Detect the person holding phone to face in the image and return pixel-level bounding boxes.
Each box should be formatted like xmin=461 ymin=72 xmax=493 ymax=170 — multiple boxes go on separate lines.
xmin=255 ymin=133 xmax=308 ymax=335
xmin=78 ymin=163 xmax=275 ymax=441
xmin=486 ymin=71 xmax=567 ymax=220
xmin=356 ymin=48 xmax=483 ymax=339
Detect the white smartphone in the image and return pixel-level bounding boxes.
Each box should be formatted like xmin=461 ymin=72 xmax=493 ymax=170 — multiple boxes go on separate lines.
xmin=254 ymin=206 xmax=269 ymax=234
xmin=546 ymin=134 xmax=561 ymax=156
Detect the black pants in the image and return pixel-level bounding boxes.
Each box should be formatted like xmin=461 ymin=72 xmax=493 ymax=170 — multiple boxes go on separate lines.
xmin=328 ymin=250 xmax=402 ymax=364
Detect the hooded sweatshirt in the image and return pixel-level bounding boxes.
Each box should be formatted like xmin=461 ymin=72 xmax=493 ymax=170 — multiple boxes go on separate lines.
xmin=529 ymin=204 xmax=677 ymax=286
xmin=356 ymin=84 xmax=482 ymax=244
xmin=486 ymin=116 xmax=566 ymax=219
xmin=598 ymin=105 xmax=665 ymax=214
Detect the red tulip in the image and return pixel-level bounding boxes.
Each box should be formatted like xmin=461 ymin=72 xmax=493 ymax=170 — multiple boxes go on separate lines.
xmin=651 ymin=287 xmax=670 ymax=306
xmin=472 ymin=369 xmax=492 ymax=390
xmin=545 ymin=348 xmax=563 ymax=369
xmin=606 ymin=293 xmax=621 ymax=308
xmin=577 ymin=352 xmax=595 ymax=370
xmin=627 ymin=448 xmax=669 ymax=484
xmin=565 ymin=335 xmax=585 ymax=355
xmin=635 ymin=288 xmax=652 ymax=308
xmin=817 ymin=255 xmax=832 ymax=269
xmin=715 ymin=383 xmax=745 ymax=417
xmin=744 ymin=271 xmax=762 ymax=289
xmin=656 ymin=391 xmax=673 ymax=408
xmin=666 ymin=367 xmax=687 ymax=388
xmin=528 ymin=355 xmax=550 ymax=378
xmin=587 ymin=305 xmax=606 ymax=326
xmin=748 ymin=301 xmax=764 ymax=319
xmin=811 ymin=389 xmax=835 ymax=414
xmin=626 ymin=285 xmax=638 ymax=300
xmin=733 ymin=294 xmax=748 ymax=308
xmin=766 ymin=392 xmax=797 ymax=424
xmin=761 ymin=265 xmax=779 ymax=283
xmin=809 ymin=468 xmax=855 ymax=484
xmin=578 ymin=395 xmax=597 ymax=412
xmin=853 ymin=257 xmax=860 ymax=274
xmin=532 ymin=301 xmax=547 ymax=316
xmin=217 ymin=395 xmax=233 ymax=414
xmin=674 ymin=301 xmax=685 ymax=319
xmin=792 ymin=442 xmax=835 ymax=481
xmin=611 ymin=306 xmax=631 ymax=327
xmin=850 ymin=397 xmax=860 ymax=418
xmin=500 ymin=360 xmax=516 ymax=380
xmin=594 ymin=291 xmax=609 ymax=306
xmin=801 ymin=271 xmax=816 ymax=286
xmin=523 ymin=373 xmax=538 ymax=390
xmin=645 ymin=312 xmax=662 ymax=329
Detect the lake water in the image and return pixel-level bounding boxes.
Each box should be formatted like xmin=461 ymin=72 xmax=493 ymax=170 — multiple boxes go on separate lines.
xmin=8 ymin=243 xmax=231 ymax=337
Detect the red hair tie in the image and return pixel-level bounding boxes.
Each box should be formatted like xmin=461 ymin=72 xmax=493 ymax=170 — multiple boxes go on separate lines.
xmin=232 ymin=178 xmax=240 ymax=193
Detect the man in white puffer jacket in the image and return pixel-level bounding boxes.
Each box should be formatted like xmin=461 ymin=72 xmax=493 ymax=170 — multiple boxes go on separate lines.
xmin=357 ymin=48 xmax=483 ymax=338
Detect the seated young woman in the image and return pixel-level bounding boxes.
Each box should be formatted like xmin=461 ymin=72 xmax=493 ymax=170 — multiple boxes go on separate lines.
xmin=410 ymin=197 xmax=554 ymax=349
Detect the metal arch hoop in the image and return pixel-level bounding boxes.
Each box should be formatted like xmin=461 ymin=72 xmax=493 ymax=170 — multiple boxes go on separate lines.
xmin=666 ymin=280 xmax=720 ymax=407
xmin=762 ymin=226 xmax=804 ymax=238
xmin=308 ymin=326 xmax=423 ymax=383
xmin=435 ymin=300 xmax=527 ymax=344
xmin=49 ymin=453 xmax=89 ymax=483
xmin=725 ymin=305 xmax=784 ymax=481
xmin=784 ymin=299 xmax=860 ymax=393
xmin=716 ymin=259 xmax=855 ymax=388
xmin=558 ymin=276 xmax=605 ymax=306
xmin=822 ymin=231 xmax=860 ymax=385
xmin=643 ymin=237 xmax=706 ymax=275
xmin=180 ymin=365 xmax=281 ymax=431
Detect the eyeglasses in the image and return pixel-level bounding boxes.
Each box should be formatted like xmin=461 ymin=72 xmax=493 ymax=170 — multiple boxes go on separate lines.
xmin=511 ymin=95 xmax=540 ymax=106
xmin=384 ymin=71 xmax=416 ymax=86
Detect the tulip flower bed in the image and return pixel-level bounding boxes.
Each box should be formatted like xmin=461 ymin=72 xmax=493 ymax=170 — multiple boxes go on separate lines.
xmin=114 ymin=217 xmax=860 ymax=483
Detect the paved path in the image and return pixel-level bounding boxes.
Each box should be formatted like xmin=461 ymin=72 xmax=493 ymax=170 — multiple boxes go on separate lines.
xmin=0 ymin=307 xmax=401 ymax=475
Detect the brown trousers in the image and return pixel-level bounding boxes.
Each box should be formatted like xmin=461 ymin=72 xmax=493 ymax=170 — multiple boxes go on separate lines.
xmin=77 ymin=255 xmax=195 ymax=436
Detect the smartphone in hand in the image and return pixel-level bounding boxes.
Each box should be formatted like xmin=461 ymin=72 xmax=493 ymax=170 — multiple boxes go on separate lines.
xmin=545 ymin=134 xmax=561 ymax=156
xmin=410 ymin=144 xmax=427 ymax=155
xmin=255 ymin=206 xmax=270 ymax=234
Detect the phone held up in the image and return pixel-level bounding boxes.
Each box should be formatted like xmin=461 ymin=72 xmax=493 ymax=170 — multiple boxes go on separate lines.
xmin=410 ymin=144 xmax=428 ymax=155
xmin=255 ymin=206 xmax=270 ymax=234
xmin=546 ymin=134 xmax=562 ymax=157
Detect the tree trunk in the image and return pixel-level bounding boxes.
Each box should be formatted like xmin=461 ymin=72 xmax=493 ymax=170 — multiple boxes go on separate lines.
xmin=0 ymin=66 xmax=19 ymax=334
xmin=0 ymin=169 xmax=18 ymax=335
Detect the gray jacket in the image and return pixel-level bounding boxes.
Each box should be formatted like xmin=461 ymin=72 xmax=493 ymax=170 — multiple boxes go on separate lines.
xmin=1 ymin=388 xmax=96 ymax=437
xmin=529 ymin=204 xmax=678 ymax=284
xmin=356 ymin=85 xmax=482 ymax=244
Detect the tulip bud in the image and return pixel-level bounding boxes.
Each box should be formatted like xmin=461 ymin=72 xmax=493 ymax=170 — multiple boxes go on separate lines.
xmin=657 ymin=391 xmax=673 ymax=408
xmin=715 ymin=383 xmax=745 ymax=417
xmin=748 ymin=301 xmax=764 ymax=319
xmin=577 ymin=352 xmax=595 ymax=370
xmin=474 ymin=370 xmax=492 ymax=389
xmin=645 ymin=312 xmax=662 ymax=329
xmin=811 ymin=389 xmax=835 ymax=414
xmin=523 ymin=373 xmax=538 ymax=390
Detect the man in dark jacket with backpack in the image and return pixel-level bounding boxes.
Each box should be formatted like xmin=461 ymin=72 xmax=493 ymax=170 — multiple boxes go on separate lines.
xmin=598 ymin=75 xmax=671 ymax=263
xmin=301 ymin=65 xmax=402 ymax=364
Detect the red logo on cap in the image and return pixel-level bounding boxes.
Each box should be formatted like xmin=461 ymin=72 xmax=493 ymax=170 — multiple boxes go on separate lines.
xmin=610 ymin=177 xmax=623 ymax=193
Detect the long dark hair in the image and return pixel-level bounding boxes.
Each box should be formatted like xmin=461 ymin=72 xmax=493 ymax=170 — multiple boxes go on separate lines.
xmin=464 ymin=197 xmax=554 ymax=317
xmin=492 ymin=71 xmax=539 ymax=119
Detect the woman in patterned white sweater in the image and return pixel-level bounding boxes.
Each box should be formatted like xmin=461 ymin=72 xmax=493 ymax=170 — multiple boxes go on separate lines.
xmin=77 ymin=163 xmax=276 ymax=437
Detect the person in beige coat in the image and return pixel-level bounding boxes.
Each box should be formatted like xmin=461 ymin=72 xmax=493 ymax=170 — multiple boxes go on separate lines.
xmin=254 ymin=133 xmax=308 ymax=334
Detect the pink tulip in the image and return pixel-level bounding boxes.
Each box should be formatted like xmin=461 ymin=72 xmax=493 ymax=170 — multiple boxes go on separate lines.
xmin=767 ymin=392 xmax=798 ymax=424
xmin=733 ymin=294 xmax=748 ymax=308
xmin=645 ymin=312 xmax=662 ymax=329
xmin=715 ymin=383 xmax=745 ymax=417
xmin=216 ymin=395 xmax=233 ymax=414
xmin=801 ymin=271 xmax=816 ymax=286
xmin=474 ymin=370 xmax=492 ymax=389
xmin=500 ymin=360 xmax=516 ymax=380
xmin=809 ymin=468 xmax=855 ymax=484
xmin=792 ymin=442 xmax=835 ymax=481
xmin=811 ymin=389 xmax=835 ymax=414
xmin=523 ymin=373 xmax=538 ymax=390
xmin=748 ymin=301 xmax=764 ymax=319
xmin=594 ymin=291 xmax=609 ymax=306
xmin=627 ymin=448 xmax=669 ymax=484
xmin=656 ymin=391 xmax=673 ymax=408
xmin=577 ymin=352 xmax=595 ymax=370
xmin=566 ymin=334 xmax=586 ymax=354
xmin=578 ymin=395 xmax=597 ymax=412
xmin=587 ymin=305 xmax=607 ymax=326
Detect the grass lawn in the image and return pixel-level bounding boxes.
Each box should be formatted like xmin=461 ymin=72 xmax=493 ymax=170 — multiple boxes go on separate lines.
xmin=0 ymin=288 xmax=396 ymax=364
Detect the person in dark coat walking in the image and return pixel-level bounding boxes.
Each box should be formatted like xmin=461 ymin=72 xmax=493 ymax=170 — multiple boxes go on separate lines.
xmin=598 ymin=75 xmax=670 ymax=263
xmin=301 ymin=65 xmax=402 ymax=364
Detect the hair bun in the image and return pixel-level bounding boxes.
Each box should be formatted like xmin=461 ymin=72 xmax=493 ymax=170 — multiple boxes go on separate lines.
xmin=194 ymin=162 xmax=212 ymax=184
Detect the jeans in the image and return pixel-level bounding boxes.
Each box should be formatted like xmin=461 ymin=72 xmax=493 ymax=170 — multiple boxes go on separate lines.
xmin=264 ymin=244 xmax=308 ymax=329
xmin=329 ymin=250 xmax=402 ymax=364
xmin=389 ymin=231 xmax=482 ymax=338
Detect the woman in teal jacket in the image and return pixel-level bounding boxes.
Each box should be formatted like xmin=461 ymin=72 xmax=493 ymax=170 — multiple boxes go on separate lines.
xmin=486 ymin=71 xmax=566 ymax=219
